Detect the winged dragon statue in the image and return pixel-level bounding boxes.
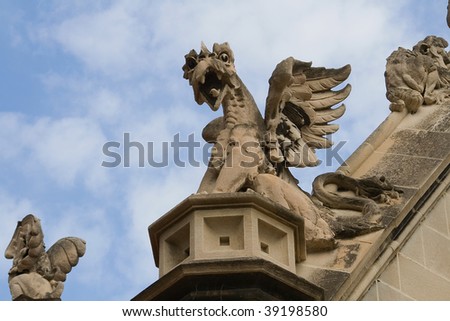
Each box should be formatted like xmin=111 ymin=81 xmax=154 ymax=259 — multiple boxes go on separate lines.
xmin=4 ymin=214 xmax=86 ymax=300
xmin=183 ymin=42 xmax=400 ymax=251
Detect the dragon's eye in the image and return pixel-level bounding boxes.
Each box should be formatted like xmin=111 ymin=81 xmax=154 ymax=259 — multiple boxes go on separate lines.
xmin=186 ymin=57 xmax=197 ymax=69
xmin=220 ymin=53 xmax=229 ymax=63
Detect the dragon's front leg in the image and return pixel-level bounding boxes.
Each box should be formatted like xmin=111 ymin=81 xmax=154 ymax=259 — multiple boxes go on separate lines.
xmin=197 ymin=128 xmax=231 ymax=193
xmin=265 ymin=119 xmax=285 ymax=163
xmin=212 ymin=125 xmax=264 ymax=193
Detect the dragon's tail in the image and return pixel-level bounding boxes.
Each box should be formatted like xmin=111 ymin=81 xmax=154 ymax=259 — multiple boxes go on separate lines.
xmin=316 ymin=204 xmax=383 ymax=239
xmin=46 ymin=237 xmax=86 ymax=282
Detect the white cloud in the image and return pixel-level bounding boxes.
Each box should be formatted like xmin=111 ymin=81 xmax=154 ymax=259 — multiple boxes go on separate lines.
xmin=87 ymin=88 xmax=123 ymax=123
xmin=0 ymin=113 xmax=110 ymax=193
xmin=49 ymin=2 xmax=153 ymax=77
xmin=28 ymin=117 xmax=107 ymax=187
xmin=0 ymin=113 xmax=27 ymax=161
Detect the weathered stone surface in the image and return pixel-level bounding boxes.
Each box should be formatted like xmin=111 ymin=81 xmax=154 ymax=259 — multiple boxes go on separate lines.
xmin=422 ymin=225 xmax=450 ymax=278
xmin=366 ymin=153 xmax=441 ymax=188
xmin=446 ymin=190 xmax=450 ymax=230
xmin=357 ymin=174 xmax=450 ymax=301
xmin=377 ymin=281 xmax=412 ymax=301
xmin=400 ymin=227 xmax=425 ymax=265
xmin=297 ymin=266 xmax=349 ymax=300
xmin=386 ymin=129 xmax=450 ymax=159
xmin=423 ymin=194 xmax=449 ymax=237
xmin=361 ymin=282 xmax=378 ymax=301
xmin=378 ymin=190 xmax=414 ymax=228
xmin=415 ymin=105 xmax=450 ymax=132
xmin=378 ymin=256 xmax=400 ymax=289
xmin=332 ymin=243 xmax=361 ymax=269
xmin=398 ymin=254 xmax=450 ymax=300
xmin=4 ymin=214 xmax=86 ymax=300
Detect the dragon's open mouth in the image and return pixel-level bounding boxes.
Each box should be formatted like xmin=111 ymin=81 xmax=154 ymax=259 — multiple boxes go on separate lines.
xmin=197 ymin=70 xmax=228 ymax=111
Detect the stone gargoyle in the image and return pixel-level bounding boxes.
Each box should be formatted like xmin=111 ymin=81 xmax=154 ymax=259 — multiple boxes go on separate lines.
xmin=385 ymin=35 xmax=450 ymax=113
xmin=4 ymin=214 xmax=86 ymax=300
xmin=183 ymin=42 xmax=401 ymax=251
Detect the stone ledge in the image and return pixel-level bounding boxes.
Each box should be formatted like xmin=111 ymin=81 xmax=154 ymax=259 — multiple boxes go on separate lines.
xmin=338 ymin=109 xmax=408 ymax=175
xmin=132 ymin=258 xmax=324 ymax=301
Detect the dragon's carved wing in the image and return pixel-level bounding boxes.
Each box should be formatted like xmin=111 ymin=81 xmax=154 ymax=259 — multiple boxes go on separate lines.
xmin=265 ymin=57 xmax=351 ymax=167
xmin=47 ymin=237 xmax=86 ymax=282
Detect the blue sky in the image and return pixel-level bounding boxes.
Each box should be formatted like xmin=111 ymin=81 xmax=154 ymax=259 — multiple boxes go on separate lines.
xmin=0 ymin=0 xmax=447 ymax=300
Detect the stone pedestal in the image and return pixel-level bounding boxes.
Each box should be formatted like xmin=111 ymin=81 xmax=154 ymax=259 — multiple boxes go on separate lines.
xmin=133 ymin=192 xmax=323 ymax=300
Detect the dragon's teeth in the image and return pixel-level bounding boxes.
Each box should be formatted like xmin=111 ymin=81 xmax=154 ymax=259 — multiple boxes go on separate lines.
xmin=210 ymin=88 xmax=220 ymax=97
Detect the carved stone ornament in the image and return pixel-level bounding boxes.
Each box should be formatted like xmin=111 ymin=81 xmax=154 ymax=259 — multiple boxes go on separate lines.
xmin=385 ymin=35 xmax=450 ymax=113
xmin=4 ymin=214 xmax=86 ymax=300
xmin=447 ymin=0 xmax=450 ymax=28
xmin=183 ymin=42 xmax=402 ymax=251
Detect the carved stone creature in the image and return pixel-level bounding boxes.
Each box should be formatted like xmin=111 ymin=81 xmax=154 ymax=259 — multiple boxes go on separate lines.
xmin=385 ymin=36 xmax=450 ymax=113
xmin=4 ymin=214 xmax=86 ymax=300
xmin=312 ymin=173 xmax=401 ymax=216
xmin=183 ymin=42 xmax=395 ymax=251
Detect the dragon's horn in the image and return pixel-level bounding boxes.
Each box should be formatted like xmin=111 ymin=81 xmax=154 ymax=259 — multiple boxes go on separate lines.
xmin=200 ymin=41 xmax=211 ymax=56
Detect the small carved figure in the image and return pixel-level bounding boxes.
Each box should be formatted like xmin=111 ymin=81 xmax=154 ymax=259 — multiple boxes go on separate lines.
xmin=385 ymin=36 xmax=450 ymax=113
xmin=312 ymin=173 xmax=401 ymax=216
xmin=183 ymin=42 xmax=400 ymax=250
xmin=4 ymin=214 xmax=86 ymax=300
